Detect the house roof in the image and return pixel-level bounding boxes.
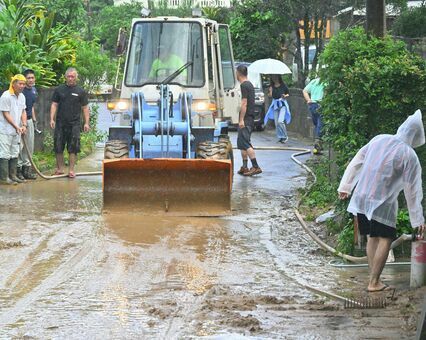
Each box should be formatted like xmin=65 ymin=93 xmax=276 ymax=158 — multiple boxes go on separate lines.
xmin=336 ymin=1 xmax=424 ymax=18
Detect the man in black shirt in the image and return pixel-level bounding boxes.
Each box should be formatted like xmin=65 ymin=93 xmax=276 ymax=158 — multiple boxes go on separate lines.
xmin=50 ymin=68 xmax=89 ymax=178
xmin=236 ymin=65 xmax=262 ymax=176
xmin=17 ymin=69 xmax=38 ymax=180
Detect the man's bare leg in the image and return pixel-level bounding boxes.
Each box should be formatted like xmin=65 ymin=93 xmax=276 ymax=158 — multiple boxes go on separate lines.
xmin=366 ymin=236 xmax=378 ymax=269
xmin=241 ymin=149 xmax=248 ymax=162
xmin=69 ymin=153 xmax=77 ymax=173
xmin=243 ymin=147 xmax=262 ymax=176
xmin=55 ymin=153 xmax=65 ymax=173
xmin=247 ymin=147 xmax=256 ymax=160
xmin=367 ymin=237 xmax=392 ymax=291
xmin=237 ymin=150 xmax=249 ymax=175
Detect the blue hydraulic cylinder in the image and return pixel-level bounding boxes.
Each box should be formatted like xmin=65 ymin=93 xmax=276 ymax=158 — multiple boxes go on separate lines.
xmin=131 ymin=87 xmax=192 ymax=159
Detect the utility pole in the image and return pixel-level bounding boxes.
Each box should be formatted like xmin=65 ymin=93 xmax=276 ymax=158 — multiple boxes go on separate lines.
xmin=366 ymin=0 xmax=386 ymax=37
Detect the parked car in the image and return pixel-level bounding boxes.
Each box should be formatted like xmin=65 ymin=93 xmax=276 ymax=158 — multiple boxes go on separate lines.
xmin=235 ymin=61 xmax=266 ymax=131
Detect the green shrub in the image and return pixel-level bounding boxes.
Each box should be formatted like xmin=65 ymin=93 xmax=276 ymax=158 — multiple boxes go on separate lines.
xmin=392 ymin=6 xmax=426 ymax=38
xmin=320 ymin=28 xmax=426 ymax=172
xmin=34 ymin=103 xmax=106 ymax=171
xmin=301 ymin=158 xmax=337 ymax=209
xmin=229 ymin=0 xmax=284 ymax=61
xmin=74 ymin=40 xmax=116 ymax=94
xmin=299 ymin=28 xmax=426 ymax=255
xmin=336 ymin=219 xmax=354 ymax=255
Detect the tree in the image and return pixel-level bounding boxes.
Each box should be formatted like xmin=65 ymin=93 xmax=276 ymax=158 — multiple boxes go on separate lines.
xmin=266 ymin=0 xmax=342 ymax=87
xmin=0 ymin=0 xmax=75 ymax=87
xmin=88 ymin=0 xmax=114 ymax=13
xmin=392 ymin=5 xmax=426 ymax=38
xmin=43 ymin=0 xmax=86 ymax=32
xmin=202 ymin=6 xmax=232 ymax=24
xmin=74 ymin=40 xmax=115 ymax=93
xmin=91 ymin=3 xmax=143 ymax=55
xmin=229 ymin=0 xmax=290 ymax=61
xmin=319 ymin=28 xmax=426 ymax=170
xmin=366 ymin=0 xmax=386 ymax=37
xmin=0 ymin=0 xmax=44 ymax=40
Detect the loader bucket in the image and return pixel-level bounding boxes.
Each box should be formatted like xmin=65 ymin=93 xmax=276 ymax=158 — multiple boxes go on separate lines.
xmin=102 ymin=158 xmax=232 ymax=216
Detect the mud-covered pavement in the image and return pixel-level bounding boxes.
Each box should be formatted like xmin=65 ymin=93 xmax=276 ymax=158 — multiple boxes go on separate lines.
xmin=0 ymin=129 xmax=424 ymax=339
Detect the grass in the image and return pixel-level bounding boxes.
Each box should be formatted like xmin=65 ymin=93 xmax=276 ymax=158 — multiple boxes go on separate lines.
xmin=32 ymin=105 xmax=106 ymax=173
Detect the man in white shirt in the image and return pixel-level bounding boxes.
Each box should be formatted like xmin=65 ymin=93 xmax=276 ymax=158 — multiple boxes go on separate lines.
xmin=338 ymin=110 xmax=425 ymax=292
xmin=0 ymin=74 xmax=27 ymax=185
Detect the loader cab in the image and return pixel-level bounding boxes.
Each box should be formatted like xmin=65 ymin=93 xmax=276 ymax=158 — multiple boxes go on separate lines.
xmin=115 ymin=17 xmax=240 ymax=130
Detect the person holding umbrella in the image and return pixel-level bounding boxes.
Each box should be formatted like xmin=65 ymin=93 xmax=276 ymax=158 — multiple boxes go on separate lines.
xmin=248 ymin=59 xmax=292 ymax=144
xmin=265 ymin=74 xmax=291 ymax=143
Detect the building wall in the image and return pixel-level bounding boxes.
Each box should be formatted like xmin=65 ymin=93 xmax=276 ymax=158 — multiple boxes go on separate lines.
xmin=113 ymin=0 xmax=233 ymax=7
xmin=286 ymin=88 xmax=314 ymax=140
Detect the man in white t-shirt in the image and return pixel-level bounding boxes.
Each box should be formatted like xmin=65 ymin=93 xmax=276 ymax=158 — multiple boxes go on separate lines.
xmin=0 ymin=74 xmax=27 ymax=185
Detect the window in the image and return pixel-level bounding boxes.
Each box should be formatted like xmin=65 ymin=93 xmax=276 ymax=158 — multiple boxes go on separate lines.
xmin=125 ymin=21 xmax=204 ymax=87
xmin=218 ymin=25 xmax=235 ymax=90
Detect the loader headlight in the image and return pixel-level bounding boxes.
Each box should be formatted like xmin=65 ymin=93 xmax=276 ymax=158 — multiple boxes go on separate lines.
xmin=192 ymin=101 xmax=217 ymax=113
xmin=117 ymin=100 xmax=129 ymax=111
xmin=106 ymin=100 xmax=130 ymax=112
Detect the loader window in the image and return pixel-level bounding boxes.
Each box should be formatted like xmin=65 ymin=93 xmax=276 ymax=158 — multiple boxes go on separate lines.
xmin=125 ymin=21 xmax=204 ymax=87
xmin=218 ymin=25 xmax=235 ymax=90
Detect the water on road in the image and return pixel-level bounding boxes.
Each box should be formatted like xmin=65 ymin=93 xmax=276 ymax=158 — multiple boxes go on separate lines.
xmin=0 ymin=115 xmax=423 ymax=339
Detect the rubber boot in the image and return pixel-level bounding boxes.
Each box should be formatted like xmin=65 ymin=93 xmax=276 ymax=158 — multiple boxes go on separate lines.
xmin=0 ymin=158 xmax=17 ymax=185
xmin=23 ymin=165 xmax=37 ymax=180
xmin=9 ymin=158 xmax=24 ymax=183
xmin=17 ymin=166 xmax=26 ymax=181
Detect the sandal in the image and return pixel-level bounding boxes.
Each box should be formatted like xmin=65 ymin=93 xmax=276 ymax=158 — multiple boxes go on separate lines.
xmin=68 ymin=171 xmax=76 ymax=178
xmin=53 ymin=169 xmax=65 ymax=175
xmin=367 ymin=283 xmax=393 ymax=293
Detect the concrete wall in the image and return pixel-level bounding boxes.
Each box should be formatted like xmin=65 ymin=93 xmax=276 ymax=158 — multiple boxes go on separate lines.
xmin=286 ymin=87 xmax=314 ymax=140
xmin=34 ymin=88 xmax=55 ymax=152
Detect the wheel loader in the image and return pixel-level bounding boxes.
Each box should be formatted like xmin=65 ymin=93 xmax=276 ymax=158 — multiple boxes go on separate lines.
xmin=103 ymin=14 xmax=240 ymax=216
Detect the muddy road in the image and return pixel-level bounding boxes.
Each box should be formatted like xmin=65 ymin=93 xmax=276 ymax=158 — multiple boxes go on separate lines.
xmin=0 ymin=130 xmax=423 ymax=339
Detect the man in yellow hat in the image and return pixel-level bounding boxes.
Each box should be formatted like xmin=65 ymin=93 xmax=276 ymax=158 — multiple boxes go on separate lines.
xmin=0 ymin=74 xmax=27 ymax=185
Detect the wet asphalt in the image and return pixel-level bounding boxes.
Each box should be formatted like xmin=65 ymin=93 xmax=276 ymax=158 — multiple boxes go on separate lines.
xmin=0 ymin=106 xmax=418 ymax=339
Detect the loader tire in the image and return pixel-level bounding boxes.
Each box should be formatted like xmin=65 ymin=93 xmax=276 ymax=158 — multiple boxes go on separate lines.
xmin=196 ymin=140 xmax=234 ymax=176
xmin=104 ymin=140 xmax=129 ymax=159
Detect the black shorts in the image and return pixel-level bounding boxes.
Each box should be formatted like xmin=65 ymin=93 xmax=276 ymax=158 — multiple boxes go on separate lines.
xmin=54 ymin=123 xmax=81 ymax=154
xmin=357 ymin=214 xmax=396 ymax=240
xmin=237 ymin=126 xmax=253 ymax=150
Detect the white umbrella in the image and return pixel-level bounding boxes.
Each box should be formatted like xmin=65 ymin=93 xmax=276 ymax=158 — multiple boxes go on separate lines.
xmin=248 ymin=58 xmax=292 ymax=75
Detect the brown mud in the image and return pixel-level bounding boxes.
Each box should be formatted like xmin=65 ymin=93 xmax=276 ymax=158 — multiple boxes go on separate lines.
xmin=0 ymin=130 xmax=424 ymax=339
